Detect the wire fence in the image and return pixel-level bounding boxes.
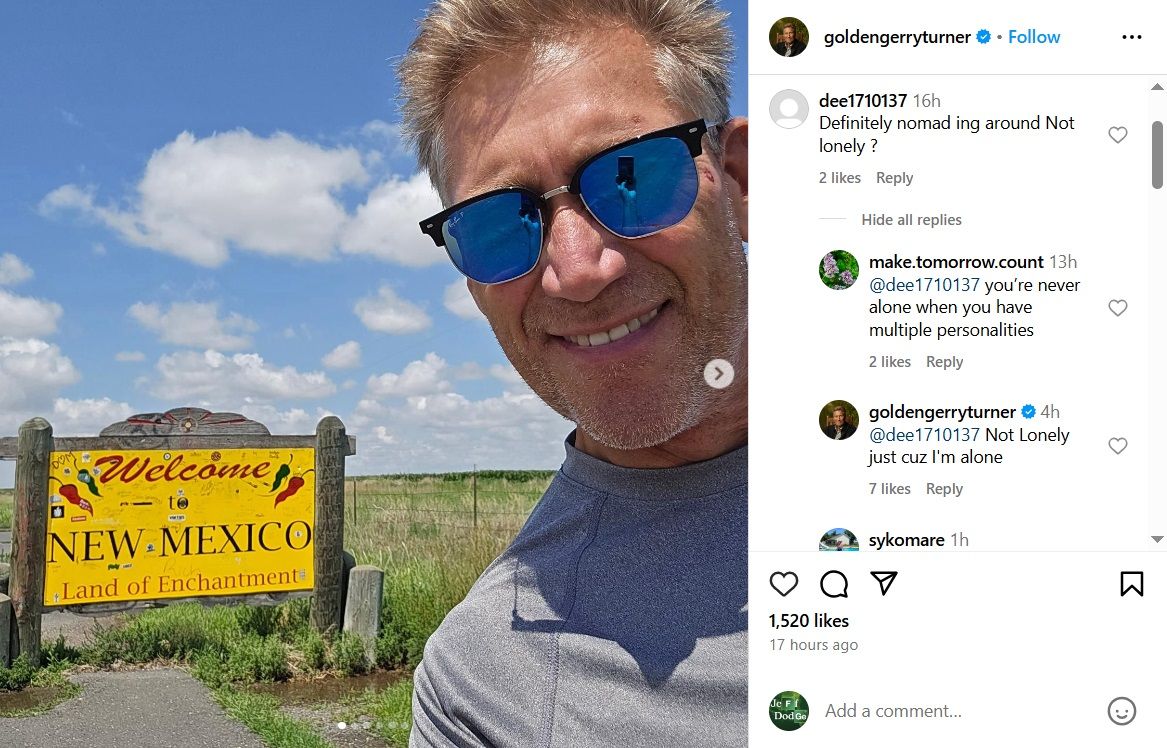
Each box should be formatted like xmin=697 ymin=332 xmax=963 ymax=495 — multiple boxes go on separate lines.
xmin=344 ymin=470 xmax=552 ymax=534
xmin=359 ymin=506 xmax=530 ymax=516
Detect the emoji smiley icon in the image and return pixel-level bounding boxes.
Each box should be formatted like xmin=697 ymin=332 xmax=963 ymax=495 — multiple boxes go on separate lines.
xmin=1107 ymin=696 xmax=1136 ymax=726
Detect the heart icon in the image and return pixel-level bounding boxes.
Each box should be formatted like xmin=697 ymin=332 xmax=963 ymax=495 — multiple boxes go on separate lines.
xmin=1109 ymin=437 xmax=1128 ymax=455
xmin=1108 ymin=126 xmax=1128 ymax=144
xmin=769 ymin=571 xmax=799 ymax=596
xmin=1108 ymin=299 xmax=1128 ymax=316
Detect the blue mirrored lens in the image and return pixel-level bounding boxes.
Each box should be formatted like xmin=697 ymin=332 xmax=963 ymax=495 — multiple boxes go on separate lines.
xmin=442 ymin=192 xmax=543 ymax=284
xmin=578 ymin=136 xmax=698 ymax=237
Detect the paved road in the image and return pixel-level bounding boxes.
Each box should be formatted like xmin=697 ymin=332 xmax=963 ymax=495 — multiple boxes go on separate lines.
xmin=1 ymin=531 xmax=268 ymax=746
xmin=0 ymin=669 xmax=266 ymax=748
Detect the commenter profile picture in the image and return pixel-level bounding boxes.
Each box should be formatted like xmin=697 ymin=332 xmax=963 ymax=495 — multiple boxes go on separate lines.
xmin=820 ymin=400 xmax=859 ymax=441
xmin=769 ymin=691 xmax=810 ymax=731
xmin=820 ymin=250 xmax=859 ymax=290
xmin=768 ymin=89 xmax=809 ymax=129
xmin=820 ymin=528 xmax=859 ymax=551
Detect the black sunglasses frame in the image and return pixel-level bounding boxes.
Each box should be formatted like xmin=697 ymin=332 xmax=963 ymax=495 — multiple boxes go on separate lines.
xmin=419 ymin=119 xmax=710 ymax=254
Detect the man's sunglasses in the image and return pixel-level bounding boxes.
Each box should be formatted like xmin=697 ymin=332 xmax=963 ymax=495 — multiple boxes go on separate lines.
xmin=419 ymin=119 xmax=712 ymax=285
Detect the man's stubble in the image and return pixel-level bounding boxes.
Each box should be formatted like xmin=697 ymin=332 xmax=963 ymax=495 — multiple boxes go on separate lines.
xmin=494 ymin=194 xmax=747 ymax=451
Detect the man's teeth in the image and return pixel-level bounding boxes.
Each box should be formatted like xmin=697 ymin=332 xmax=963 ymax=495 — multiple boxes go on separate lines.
xmin=569 ymin=307 xmax=659 ymax=347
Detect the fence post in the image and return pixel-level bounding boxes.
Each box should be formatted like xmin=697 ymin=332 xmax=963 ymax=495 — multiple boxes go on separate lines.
xmin=311 ymin=416 xmax=347 ymax=635
xmin=351 ymin=477 xmax=358 ymax=524
xmin=472 ymin=465 xmax=478 ymax=528
xmin=10 ymin=417 xmax=50 ymax=666
xmin=343 ymin=565 xmax=384 ymax=664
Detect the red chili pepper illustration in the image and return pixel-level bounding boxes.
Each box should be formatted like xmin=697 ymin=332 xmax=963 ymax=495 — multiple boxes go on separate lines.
xmin=58 ymin=484 xmax=94 ymax=515
xmin=274 ymin=476 xmax=306 ymax=508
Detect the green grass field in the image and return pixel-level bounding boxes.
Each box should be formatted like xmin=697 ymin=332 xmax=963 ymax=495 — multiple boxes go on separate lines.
xmin=0 ymin=488 xmax=12 ymax=530
xmin=346 ymin=471 xmax=552 ymax=667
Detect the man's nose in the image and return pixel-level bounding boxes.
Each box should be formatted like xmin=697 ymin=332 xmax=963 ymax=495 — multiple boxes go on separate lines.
xmin=539 ymin=201 xmax=626 ymax=302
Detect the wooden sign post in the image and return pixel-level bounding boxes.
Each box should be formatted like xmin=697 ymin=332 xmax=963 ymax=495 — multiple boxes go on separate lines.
xmin=311 ymin=416 xmax=347 ymax=635
xmin=9 ymin=418 xmax=51 ymax=666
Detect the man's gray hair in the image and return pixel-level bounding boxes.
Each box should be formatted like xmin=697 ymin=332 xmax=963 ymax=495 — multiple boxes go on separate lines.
xmin=398 ymin=0 xmax=733 ymax=202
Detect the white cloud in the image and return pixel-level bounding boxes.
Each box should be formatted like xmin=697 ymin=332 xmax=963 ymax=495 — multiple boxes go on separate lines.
xmin=340 ymin=172 xmax=445 ymax=266
xmin=279 ymin=324 xmax=311 ymax=340
xmin=50 ymin=397 xmax=135 ymax=435
xmin=115 ymin=350 xmax=147 ymax=362
xmin=231 ymin=403 xmax=333 ymax=435
xmin=348 ymin=382 xmax=571 ymax=474
xmin=450 ymin=361 xmax=487 ymax=380
xmin=350 ymin=397 xmax=387 ymax=426
xmin=0 ymin=347 xmax=135 ymax=487
xmin=0 ymin=290 xmax=63 ymax=337
xmin=443 ymin=279 xmax=484 ymax=321
xmin=322 ymin=340 xmax=362 ymax=370
xmin=406 ymin=389 xmax=571 ymax=450
xmin=490 ymin=363 xmax=525 ymax=385
xmin=128 ymin=301 xmax=258 ymax=350
xmin=0 ymin=337 xmax=80 ymax=411
xmin=38 ymin=128 xmax=452 ymax=273
xmin=354 ymin=286 xmax=431 ymax=334
xmin=345 ymin=351 xmax=570 ymax=474
xmin=359 ymin=120 xmax=404 ymax=147
xmin=39 ymin=183 xmax=95 ymax=213
xmin=0 ymin=341 xmax=98 ymax=489
xmin=0 ymin=253 xmax=33 ymax=285
xmin=149 ymin=350 xmax=336 ymax=401
xmin=352 ymin=120 xmax=413 ymax=164
xmin=39 ymin=130 xmax=368 ymax=267
xmin=366 ymin=352 xmax=451 ymax=397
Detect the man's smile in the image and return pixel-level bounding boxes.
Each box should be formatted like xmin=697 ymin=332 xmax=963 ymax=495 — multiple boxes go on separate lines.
xmin=553 ymin=302 xmax=666 ymax=347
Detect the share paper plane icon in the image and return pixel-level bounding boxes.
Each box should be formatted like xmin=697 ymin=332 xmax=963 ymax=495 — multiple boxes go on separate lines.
xmin=870 ymin=571 xmax=899 ymax=596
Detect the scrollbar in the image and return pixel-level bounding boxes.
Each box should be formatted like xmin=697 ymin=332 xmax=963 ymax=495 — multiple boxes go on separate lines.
xmin=1154 ymin=121 xmax=1163 ymax=189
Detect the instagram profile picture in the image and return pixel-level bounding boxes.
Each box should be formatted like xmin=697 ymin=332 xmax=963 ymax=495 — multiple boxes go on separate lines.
xmin=769 ymin=18 xmax=808 ymax=58
xmin=820 ymin=250 xmax=859 ymax=290
xmin=820 ymin=400 xmax=858 ymax=441
xmin=769 ymin=690 xmax=810 ymax=730
xmin=768 ymin=89 xmax=809 ymax=129
xmin=819 ymin=528 xmax=859 ymax=552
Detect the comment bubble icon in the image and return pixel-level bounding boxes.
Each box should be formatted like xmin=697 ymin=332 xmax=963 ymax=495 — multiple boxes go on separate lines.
xmin=820 ymin=570 xmax=849 ymax=598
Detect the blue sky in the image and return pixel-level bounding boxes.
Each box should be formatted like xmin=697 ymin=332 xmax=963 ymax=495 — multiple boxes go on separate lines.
xmin=0 ymin=1 xmax=746 ymax=484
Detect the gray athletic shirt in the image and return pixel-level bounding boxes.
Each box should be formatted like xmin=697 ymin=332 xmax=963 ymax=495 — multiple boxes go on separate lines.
xmin=410 ymin=435 xmax=747 ymax=748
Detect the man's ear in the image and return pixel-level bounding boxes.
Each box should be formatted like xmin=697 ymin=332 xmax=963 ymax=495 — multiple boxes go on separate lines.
xmin=719 ymin=117 xmax=748 ymax=242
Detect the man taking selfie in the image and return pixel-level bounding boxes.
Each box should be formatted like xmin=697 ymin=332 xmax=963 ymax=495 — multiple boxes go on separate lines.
xmin=399 ymin=1 xmax=748 ymax=744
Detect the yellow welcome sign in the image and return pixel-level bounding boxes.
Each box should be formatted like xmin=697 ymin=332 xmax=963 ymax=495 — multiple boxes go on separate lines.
xmin=43 ymin=447 xmax=316 ymax=606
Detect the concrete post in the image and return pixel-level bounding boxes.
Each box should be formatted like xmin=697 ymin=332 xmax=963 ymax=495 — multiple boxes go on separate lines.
xmin=342 ymin=565 xmax=383 ymax=663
